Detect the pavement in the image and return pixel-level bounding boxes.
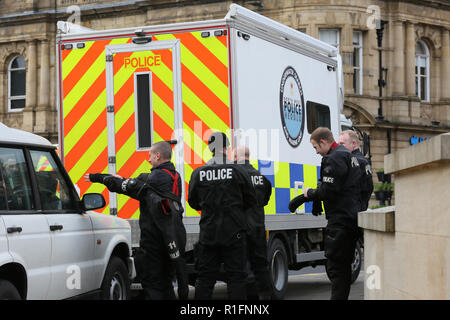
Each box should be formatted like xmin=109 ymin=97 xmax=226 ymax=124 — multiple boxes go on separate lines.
xmin=284 ymin=268 xmax=365 ymax=300
xmin=181 ymin=267 xmax=365 ymax=300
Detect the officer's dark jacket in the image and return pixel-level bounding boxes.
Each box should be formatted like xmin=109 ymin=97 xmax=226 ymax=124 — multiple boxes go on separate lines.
xmin=89 ymin=161 xmax=185 ymax=257
xmin=188 ymin=154 xmax=257 ymax=246
xmin=307 ymin=144 xmax=362 ymax=227
xmin=352 ymin=149 xmax=374 ymax=211
xmin=238 ymin=161 xmax=272 ymax=228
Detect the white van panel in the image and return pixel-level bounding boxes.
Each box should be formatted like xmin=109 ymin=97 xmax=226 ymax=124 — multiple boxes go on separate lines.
xmin=232 ymin=30 xmax=340 ymax=167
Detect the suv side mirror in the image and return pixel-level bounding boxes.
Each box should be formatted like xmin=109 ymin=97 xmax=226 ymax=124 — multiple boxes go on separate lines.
xmin=82 ymin=193 xmax=106 ymax=211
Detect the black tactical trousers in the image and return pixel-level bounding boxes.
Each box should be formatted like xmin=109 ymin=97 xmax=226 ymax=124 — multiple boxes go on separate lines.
xmin=247 ymin=226 xmax=273 ymax=299
xmin=135 ymin=243 xmax=176 ymax=300
xmin=324 ymin=224 xmax=358 ymax=300
xmin=195 ymin=233 xmax=247 ymax=300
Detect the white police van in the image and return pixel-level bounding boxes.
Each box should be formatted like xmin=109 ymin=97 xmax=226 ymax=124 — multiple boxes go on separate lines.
xmin=0 ymin=123 xmax=134 ymax=299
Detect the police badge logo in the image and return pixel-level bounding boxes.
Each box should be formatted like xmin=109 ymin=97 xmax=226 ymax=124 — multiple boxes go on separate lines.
xmin=279 ymin=66 xmax=305 ymax=148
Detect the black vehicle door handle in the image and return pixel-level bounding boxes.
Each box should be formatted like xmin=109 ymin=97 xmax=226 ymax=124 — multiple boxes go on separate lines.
xmin=7 ymin=227 xmax=22 ymax=234
xmin=50 ymin=224 xmax=63 ymax=231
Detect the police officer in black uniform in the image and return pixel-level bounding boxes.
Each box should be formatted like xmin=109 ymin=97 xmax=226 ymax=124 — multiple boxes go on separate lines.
xmin=233 ymin=146 xmax=273 ymax=300
xmin=338 ymin=130 xmax=374 ymax=211
xmin=85 ymin=141 xmax=188 ymax=300
xmin=289 ymin=127 xmax=361 ymax=300
xmin=188 ymin=132 xmax=257 ymax=300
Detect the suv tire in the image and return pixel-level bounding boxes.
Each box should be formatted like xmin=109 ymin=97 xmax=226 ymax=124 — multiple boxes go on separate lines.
xmin=0 ymin=280 xmax=21 ymax=300
xmin=100 ymin=256 xmax=131 ymax=300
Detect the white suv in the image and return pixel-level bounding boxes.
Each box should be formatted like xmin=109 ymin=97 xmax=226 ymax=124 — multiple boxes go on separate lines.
xmin=0 ymin=123 xmax=134 ymax=300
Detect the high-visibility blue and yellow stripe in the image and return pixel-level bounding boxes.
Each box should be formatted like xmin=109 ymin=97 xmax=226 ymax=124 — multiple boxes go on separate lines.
xmin=250 ymin=159 xmax=321 ymax=215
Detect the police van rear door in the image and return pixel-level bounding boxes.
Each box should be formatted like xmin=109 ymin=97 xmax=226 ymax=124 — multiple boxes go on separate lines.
xmin=105 ymin=39 xmax=184 ymax=220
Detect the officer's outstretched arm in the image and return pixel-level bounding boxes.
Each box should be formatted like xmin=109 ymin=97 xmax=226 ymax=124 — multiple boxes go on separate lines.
xmin=89 ymin=173 xmax=146 ymax=200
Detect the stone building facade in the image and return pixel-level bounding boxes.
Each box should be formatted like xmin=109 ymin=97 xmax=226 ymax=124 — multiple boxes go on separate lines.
xmin=0 ymin=0 xmax=449 ymax=176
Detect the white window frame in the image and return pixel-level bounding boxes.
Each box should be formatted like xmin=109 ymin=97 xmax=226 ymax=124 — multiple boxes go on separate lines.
xmin=415 ymin=40 xmax=430 ymax=102
xmin=8 ymin=55 xmax=26 ymax=112
xmin=353 ymin=31 xmax=363 ymax=95
xmin=319 ymin=29 xmax=340 ymax=52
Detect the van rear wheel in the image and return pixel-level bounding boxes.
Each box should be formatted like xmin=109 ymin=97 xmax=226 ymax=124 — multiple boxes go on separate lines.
xmin=267 ymin=238 xmax=288 ymax=300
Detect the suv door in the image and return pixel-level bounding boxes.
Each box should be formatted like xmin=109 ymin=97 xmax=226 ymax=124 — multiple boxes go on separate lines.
xmin=29 ymin=149 xmax=95 ymax=299
xmin=0 ymin=216 xmax=12 ymax=268
xmin=0 ymin=146 xmax=52 ymax=299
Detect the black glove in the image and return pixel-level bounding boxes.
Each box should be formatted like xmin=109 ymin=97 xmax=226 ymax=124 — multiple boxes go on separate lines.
xmin=89 ymin=173 xmax=111 ymax=183
xmin=312 ymin=199 xmax=323 ymax=216
xmin=288 ymin=194 xmax=308 ymax=213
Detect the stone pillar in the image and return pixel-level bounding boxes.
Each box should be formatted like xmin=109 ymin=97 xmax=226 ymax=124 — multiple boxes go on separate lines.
xmin=363 ymin=28 xmax=378 ymax=97
xmin=35 ymin=39 xmax=52 ymax=134
xmin=405 ymin=22 xmax=416 ymax=96
xmin=441 ymin=28 xmax=450 ymax=100
xmin=23 ymin=40 xmax=37 ymax=132
xmin=38 ymin=39 xmax=50 ymax=108
xmin=393 ymin=21 xmax=405 ymax=96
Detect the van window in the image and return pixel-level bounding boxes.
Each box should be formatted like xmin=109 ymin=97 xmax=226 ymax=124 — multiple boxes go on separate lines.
xmin=135 ymin=72 xmax=152 ymax=150
xmin=306 ymin=101 xmax=331 ymax=133
xmin=29 ymin=150 xmax=77 ymax=211
xmin=0 ymin=147 xmax=34 ymax=210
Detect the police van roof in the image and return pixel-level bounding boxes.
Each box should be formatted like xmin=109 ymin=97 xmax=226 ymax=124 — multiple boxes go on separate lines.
xmin=0 ymin=122 xmax=53 ymax=147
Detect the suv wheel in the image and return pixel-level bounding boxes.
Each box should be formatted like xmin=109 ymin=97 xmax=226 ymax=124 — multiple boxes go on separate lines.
xmin=0 ymin=280 xmax=21 ymax=300
xmin=100 ymin=256 xmax=131 ymax=300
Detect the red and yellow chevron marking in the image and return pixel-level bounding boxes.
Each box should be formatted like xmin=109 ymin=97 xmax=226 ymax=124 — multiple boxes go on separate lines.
xmin=60 ymin=29 xmax=230 ymax=219
xmin=112 ymin=48 xmax=175 ymax=219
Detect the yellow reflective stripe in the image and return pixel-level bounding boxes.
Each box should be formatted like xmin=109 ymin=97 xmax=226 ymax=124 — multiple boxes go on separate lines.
xmin=274 ymin=162 xmax=290 ymax=188
xmin=116 ymin=132 xmax=136 ymax=169
xmin=115 ymin=94 xmax=135 ymax=134
xmin=182 ymin=123 xmax=209 ymax=163
xmin=129 ymin=210 xmax=140 ymax=220
xmin=265 ymin=188 xmax=276 ymax=215
xmin=64 ymin=38 xmax=129 ymax=117
xmin=250 ymin=159 xmax=259 ymax=169
xmin=69 ymin=128 xmax=107 ymax=183
xmin=191 ymin=31 xmax=228 ymax=66
xmin=64 ymin=90 xmax=106 ymax=155
xmin=62 ymin=41 xmax=95 ymax=80
xmin=303 ymin=164 xmax=318 ymax=189
xmin=101 ymin=205 xmax=110 ymax=215
xmin=184 ymin=162 xmax=197 ymax=216
xmin=85 ymin=179 xmax=108 ymax=194
xmin=153 ymin=93 xmax=174 ymax=130
xmin=154 ymin=34 xmax=229 ymax=106
xmin=181 ymin=83 xmax=228 ymax=132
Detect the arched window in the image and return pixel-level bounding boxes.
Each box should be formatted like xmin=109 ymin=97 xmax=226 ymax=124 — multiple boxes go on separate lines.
xmin=415 ymin=41 xmax=429 ymax=101
xmin=8 ymin=55 xmax=26 ymax=111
